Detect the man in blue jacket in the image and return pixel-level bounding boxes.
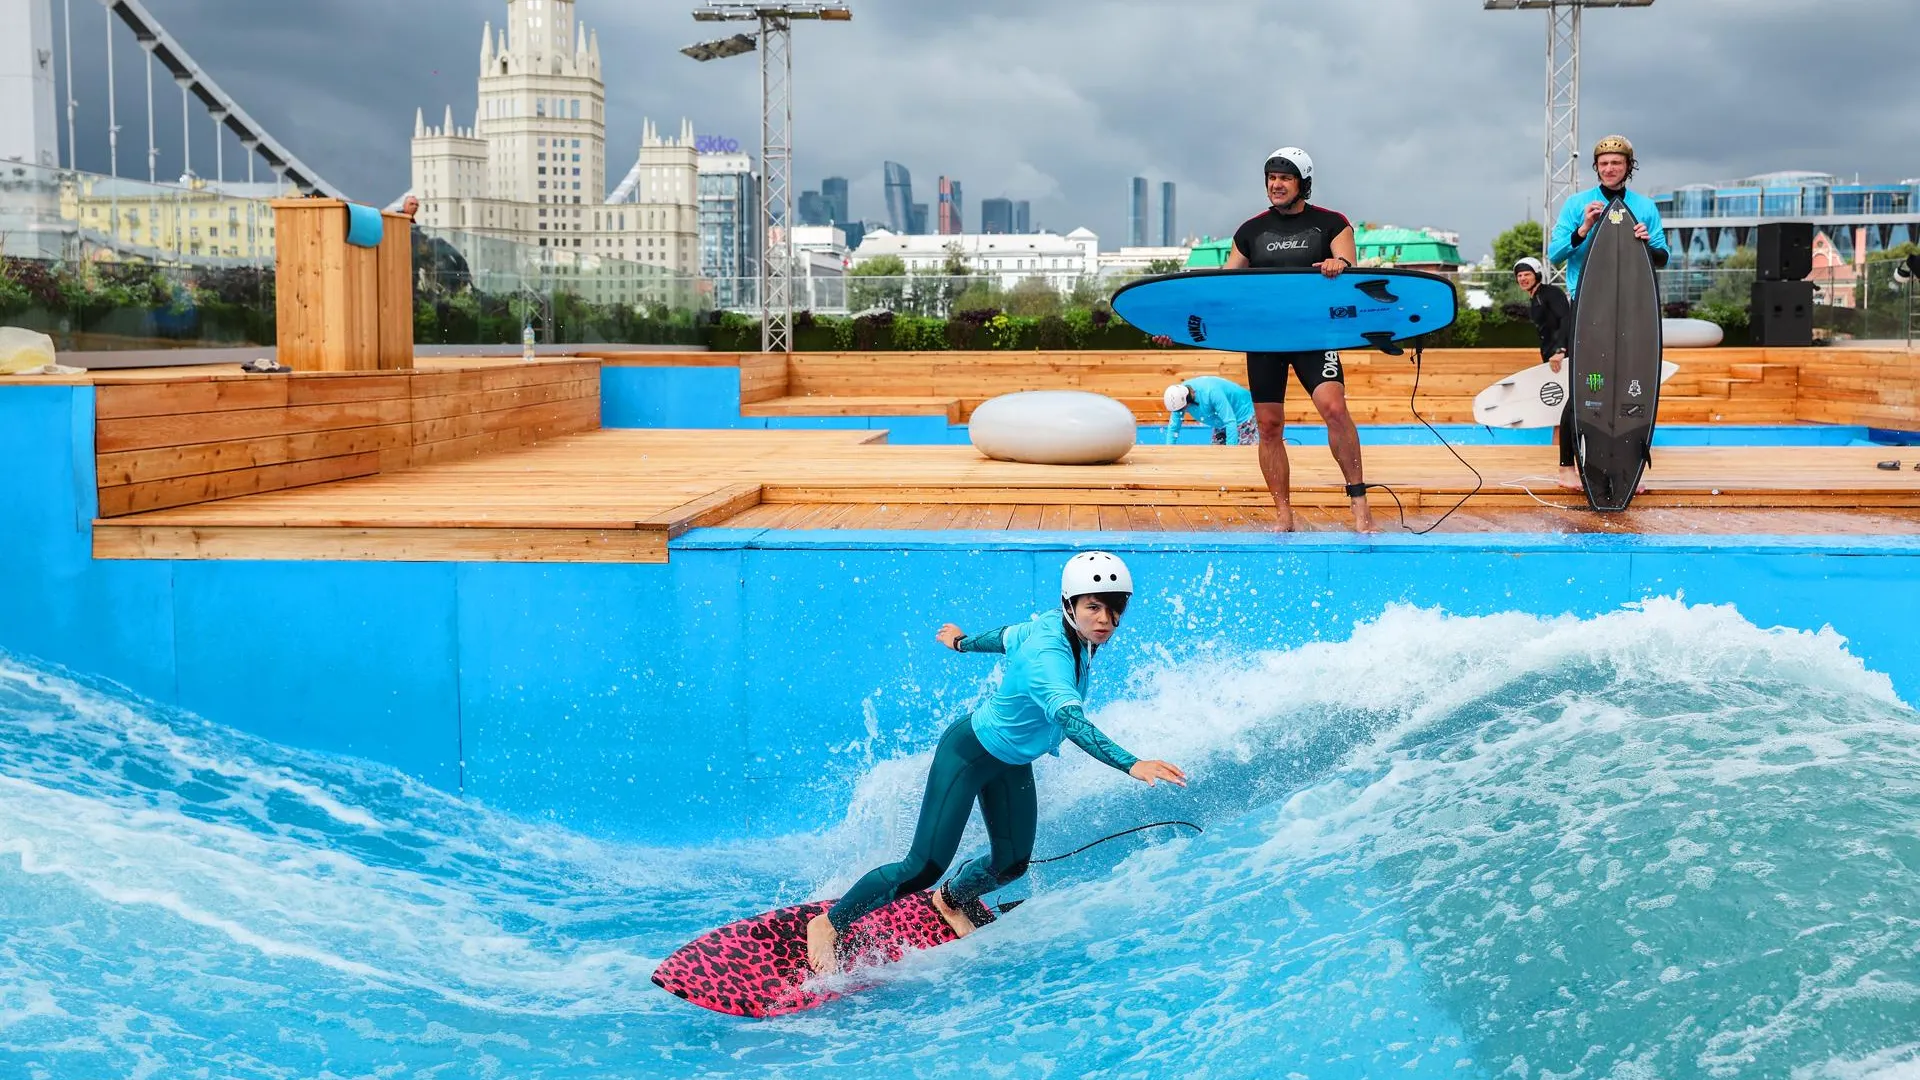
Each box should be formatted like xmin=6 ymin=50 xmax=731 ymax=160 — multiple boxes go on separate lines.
xmin=1164 ymin=375 xmax=1257 ymax=446
xmin=1548 ymin=135 xmax=1671 ymax=296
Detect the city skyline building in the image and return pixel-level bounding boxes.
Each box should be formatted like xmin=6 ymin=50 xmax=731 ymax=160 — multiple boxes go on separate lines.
xmin=883 ymin=160 xmax=914 ymax=234
xmin=821 ymin=176 xmax=849 ymax=225
xmin=0 ymin=0 xmax=59 ymax=170
xmin=981 ymin=196 xmax=1013 ymax=235
xmin=937 ymin=175 xmax=962 ymax=235
xmin=698 ymin=150 xmax=760 ymax=309
xmin=798 ymin=188 xmax=828 ymax=226
xmin=1647 ymin=169 xmax=1920 ymax=264
xmin=409 ymin=0 xmax=699 ymax=274
xmin=1014 ymin=199 xmax=1031 ymax=233
xmin=1130 ymin=176 xmax=1148 ymax=247
xmin=909 ymin=201 xmax=928 ymax=235
xmin=1160 ymin=181 xmax=1176 ymax=247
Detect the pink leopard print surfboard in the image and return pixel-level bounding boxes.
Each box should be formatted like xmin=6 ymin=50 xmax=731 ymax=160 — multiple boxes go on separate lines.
xmin=652 ymin=891 xmax=1006 ymax=1018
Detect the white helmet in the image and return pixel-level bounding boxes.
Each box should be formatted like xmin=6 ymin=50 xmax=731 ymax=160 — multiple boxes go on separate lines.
xmin=1163 ymin=383 xmax=1191 ymax=413
xmin=1264 ymin=146 xmax=1313 ymax=182
xmin=1061 ymin=551 xmax=1133 ymax=603
xmin=1514 ymin=256 xmax=1544 ymax=276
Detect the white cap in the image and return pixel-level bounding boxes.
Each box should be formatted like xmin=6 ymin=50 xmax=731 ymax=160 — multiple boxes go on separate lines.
xmin=1163 ymin=383 xmax=1191 ymax=413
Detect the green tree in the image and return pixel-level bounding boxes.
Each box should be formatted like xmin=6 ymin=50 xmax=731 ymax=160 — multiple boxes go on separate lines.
xmin=1143 ymin=258 xmax=1185 ymax=275
xmin=1003 ymin=275 xmax=1063 ymax=317
xmin=951 ymin=280 xmax=1002 ymax=314
xmin=849 ymin=253 xmax=907 ymax=312
xmin=1700 ymin=245 xmax=1756 ymax=308
xmin=1493 ymin=220 xmax=1545 ymax=273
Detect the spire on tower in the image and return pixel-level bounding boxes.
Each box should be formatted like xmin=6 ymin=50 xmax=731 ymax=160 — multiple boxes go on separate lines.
xmin=415 ymin=107 xmax=425 ymax=137
xmin=443 ymin=104 xmax=455 ymax=133
xmin=481 ymin=21 xmax=494 ymax=66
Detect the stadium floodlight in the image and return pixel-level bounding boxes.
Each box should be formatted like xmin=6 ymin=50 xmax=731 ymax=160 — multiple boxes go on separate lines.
xmin=683 ymin=3 xmax=853 ymax=355
xmin=1486 ymin=0 xmax=1657 ymax=268
xmin=679 ymin=34 xmax=756 ymax=61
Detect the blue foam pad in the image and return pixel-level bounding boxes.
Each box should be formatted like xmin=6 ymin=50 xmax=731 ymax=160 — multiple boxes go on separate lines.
xmin=345 ymin=203 xmax=385 ymax=248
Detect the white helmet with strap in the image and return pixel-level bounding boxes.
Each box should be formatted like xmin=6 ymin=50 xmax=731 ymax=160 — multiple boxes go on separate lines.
xmin=1061 ymin=551 xmax=1133 ymax=604
xmin=1263 ymin=146 xmax=1314 ymax=201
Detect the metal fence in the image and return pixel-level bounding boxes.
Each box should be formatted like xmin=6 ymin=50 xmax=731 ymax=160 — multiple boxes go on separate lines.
xmin=0 ymin=161 xmax=710 ymax=350
xmin=3 ymin=160 xmax=1912 ymax=347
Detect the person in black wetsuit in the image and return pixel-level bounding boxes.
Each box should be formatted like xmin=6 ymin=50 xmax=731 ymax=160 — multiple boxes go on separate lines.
xmin=1227 ymin=147 xmax=1373 ymax=532
xmin=1514 ymin=257 xmax=1580 ymax=491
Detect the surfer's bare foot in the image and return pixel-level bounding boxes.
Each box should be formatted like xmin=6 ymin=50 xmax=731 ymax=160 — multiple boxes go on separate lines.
xmin=805 ymin=913 xmax=839 ymax=975
xmin=1558 ymin=467 xmax=1582 ymax=491
xmin=930 ymin=887 xmax=977 ymax=938
xmin=1272 ymin=505 xmax=1295 ymax=533
xmin=1351 ymin=501 xmax=1377 ymax=534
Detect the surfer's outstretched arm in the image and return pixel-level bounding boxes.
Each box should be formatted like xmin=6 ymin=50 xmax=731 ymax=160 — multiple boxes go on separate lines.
xmin=938 ymin=623 xmax=1009 ymax=654
xmin=1056 ymin=704 xmax=1188 ymax=787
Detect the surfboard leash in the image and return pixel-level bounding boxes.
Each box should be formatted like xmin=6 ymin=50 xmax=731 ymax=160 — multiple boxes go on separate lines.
xmin=1361 ymin=342 xmax=1483 ymax=535
xmin=1030 ymin=820 xmax=1203 ymax=866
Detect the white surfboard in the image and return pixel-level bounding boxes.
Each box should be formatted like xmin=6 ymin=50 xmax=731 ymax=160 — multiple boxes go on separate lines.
xmin=1472 ymin=359 xmax=1678 ymax=428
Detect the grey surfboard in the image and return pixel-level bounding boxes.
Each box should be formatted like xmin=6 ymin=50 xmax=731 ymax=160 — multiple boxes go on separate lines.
xmin=1567 ymin=198 xmax=1663 ymax=511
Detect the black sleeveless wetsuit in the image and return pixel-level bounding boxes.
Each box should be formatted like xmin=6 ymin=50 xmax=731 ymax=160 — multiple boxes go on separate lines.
xmin=1232 ymin=204 xmax=1354 ymax=403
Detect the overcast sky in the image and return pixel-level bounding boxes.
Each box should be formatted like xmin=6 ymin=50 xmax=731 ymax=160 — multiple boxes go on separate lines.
xmin=52 ymin=0 xmax=1920 ymax=260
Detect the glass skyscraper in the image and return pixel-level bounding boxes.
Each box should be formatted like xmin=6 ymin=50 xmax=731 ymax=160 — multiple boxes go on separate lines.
xmin=1161 ymin=181 xmax=1177 ymax=246
xmin=1130 ymin=177 xmax=1148 ymax=247
xmin=981 ymin=197 xmax=1014 ymax=234
xmin=698 ymin=152 xmax=760 ymax=309
xmin=883 ymin=161 xmax=914 ymax=234
xmin=821 ymin=176 xmax=849 ymax=225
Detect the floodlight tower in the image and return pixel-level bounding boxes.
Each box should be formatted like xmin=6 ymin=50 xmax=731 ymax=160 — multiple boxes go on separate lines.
xmin=684 ymin=3 xmax=852 ymax=355
xmin=1485 ymin=0 xmax=1655 ymax=266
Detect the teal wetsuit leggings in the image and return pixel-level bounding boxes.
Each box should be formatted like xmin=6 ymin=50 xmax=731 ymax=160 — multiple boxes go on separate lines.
xmin=826 ymin=715 xmax=1036 ymax=934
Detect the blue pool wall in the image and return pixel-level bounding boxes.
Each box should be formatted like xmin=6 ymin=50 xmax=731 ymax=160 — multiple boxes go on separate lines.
xmin=7 ymin=381 xmax=1920 ymax=845
xmin=598 ymin=362 xmax=1891 ymax=446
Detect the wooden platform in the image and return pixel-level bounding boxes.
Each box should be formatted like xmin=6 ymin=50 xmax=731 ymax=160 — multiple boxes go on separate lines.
xmin=91 ymin=429 xmax=1920 ymax=561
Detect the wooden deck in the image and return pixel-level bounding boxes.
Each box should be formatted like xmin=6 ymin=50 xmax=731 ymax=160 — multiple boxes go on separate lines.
xmin=92 ymin=429 xmax=1920 ymax=561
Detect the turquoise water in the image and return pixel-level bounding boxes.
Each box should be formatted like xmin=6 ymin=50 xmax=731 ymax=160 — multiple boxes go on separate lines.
xmin=4 ymin=599 xmax=1920 ymax=1077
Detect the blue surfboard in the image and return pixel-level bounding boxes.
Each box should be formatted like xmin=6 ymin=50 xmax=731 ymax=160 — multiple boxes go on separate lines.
xmin=1110 ymin=267 xmax=1457 ymax=354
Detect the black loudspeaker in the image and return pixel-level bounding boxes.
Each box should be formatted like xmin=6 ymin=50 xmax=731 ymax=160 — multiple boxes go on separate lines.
xmin=1756 ymin=222 xmax=1813 ymax=281
xmin=1751 ymin=281 xmax=1814 ymax=346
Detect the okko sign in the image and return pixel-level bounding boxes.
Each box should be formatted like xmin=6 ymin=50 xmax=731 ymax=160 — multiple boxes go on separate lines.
xmin=695 ymin=135 xmax=742 ymax=154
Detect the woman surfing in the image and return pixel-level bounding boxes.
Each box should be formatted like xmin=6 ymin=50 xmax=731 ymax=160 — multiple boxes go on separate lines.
xmin=807 ymin=551 xmax=1189 ymax=974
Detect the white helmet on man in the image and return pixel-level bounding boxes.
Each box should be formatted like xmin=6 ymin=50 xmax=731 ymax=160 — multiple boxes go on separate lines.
xmin=1163 ymin=383 xmax=1191 ymax=413
xmin=1263 ymin=146 xmax=1314 ymax=182
xmin=1513 ymin=256 xmax=1544 ymax=277
xmin=1263 ymin=146 xmax=1314 ymax=201
xmin=1061 ymin=551 xmax=1133 ymax=603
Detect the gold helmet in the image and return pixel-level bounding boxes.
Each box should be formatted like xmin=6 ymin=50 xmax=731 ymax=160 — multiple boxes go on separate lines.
xmin=1593 ymin=135 xmax=1635 ymax=163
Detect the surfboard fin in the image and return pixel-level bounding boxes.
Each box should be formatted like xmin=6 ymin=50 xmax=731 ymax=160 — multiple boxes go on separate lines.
xmin=1362 ymin=331 xmax=1404 ymax=356
xmin=1355 ymin=279 xmax=1400 ymax=304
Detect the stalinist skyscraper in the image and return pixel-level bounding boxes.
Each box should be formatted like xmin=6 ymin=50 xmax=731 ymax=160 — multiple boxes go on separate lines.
xmin=410 ymin=0 xmax=699 ymax=274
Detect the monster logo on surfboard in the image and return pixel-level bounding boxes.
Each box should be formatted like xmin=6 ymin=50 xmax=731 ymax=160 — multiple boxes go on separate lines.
xmin=1110 ymin=267 xmax=1457 ymax=355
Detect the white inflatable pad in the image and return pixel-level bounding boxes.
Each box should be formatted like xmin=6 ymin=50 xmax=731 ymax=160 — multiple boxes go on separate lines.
xmin=969 ymin=390 xmax=1137 ymax=465
xmin=1662 ymin=317 xmax=1724 ymax=348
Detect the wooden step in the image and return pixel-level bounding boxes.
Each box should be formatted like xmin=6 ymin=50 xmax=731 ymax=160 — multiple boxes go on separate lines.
xmin=741 ymin=395 xmax=962 ymax=422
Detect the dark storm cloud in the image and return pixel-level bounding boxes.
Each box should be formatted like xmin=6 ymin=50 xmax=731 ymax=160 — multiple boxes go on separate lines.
xmin=57 ymin=0 xmax=1920 ymax=258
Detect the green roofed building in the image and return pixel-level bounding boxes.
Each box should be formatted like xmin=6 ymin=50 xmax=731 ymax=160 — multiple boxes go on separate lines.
xmin=1354 ymin=225 xmax=1463 ymax=270
xmin=1184 ymin=226 xmax=1461 ymax=270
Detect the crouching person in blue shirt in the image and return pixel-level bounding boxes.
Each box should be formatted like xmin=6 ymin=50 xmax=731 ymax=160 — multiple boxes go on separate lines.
xmin=1164 ymin=375 xmax=1258 ymax=446
xmin=806 ymin=551 xmax=1189 ymax=974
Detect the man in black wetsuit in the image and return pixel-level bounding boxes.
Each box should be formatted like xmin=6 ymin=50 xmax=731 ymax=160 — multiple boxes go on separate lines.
xmin=1514 ymin=257 xmax=1580 ymax=491
xmin=1226 ymin=147 xmax=1372 ymax=532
